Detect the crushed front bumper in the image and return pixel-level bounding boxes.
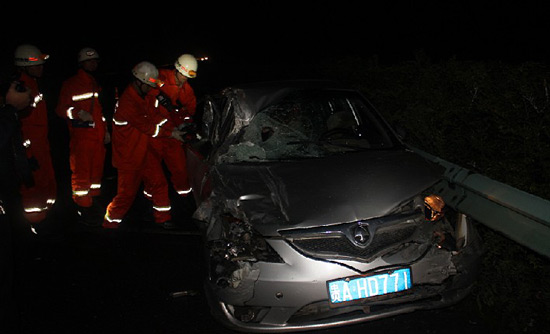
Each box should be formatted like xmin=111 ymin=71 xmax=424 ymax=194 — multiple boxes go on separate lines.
xmin=204 ymin=220 xmax=483 ymax=333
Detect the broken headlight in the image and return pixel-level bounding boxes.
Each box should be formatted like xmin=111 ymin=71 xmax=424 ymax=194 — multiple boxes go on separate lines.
xmin=387 ymin=192 xmax=445 ymax=222
xmin=424 ymin=194 xmax=445 ymax=221
xmin=209 ymin=213 xmax=284 ymax=288
xmin=214 ymin=213 xmax=283 ymax=263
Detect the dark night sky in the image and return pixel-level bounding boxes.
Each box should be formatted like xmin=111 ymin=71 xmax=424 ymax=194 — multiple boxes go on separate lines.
xmin=2 ymin=2 xmax=550 ymax=90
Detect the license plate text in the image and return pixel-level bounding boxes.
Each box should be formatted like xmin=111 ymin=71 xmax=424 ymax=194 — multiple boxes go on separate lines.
xmin=327 ymin=268 xmax=412 ymax=304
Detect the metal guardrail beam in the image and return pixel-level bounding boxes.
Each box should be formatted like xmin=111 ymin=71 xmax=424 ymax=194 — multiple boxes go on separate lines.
xmin=411 ymin=147 xmax=550 ymax=258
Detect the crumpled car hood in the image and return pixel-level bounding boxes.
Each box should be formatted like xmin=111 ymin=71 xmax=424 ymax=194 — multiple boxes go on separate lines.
xmin=212 ymin=149 xmax=443 ymax=236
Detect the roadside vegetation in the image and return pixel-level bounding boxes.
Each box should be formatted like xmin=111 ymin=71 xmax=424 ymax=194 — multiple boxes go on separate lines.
xmin=319 ymin=54 xmax=550 ymax=333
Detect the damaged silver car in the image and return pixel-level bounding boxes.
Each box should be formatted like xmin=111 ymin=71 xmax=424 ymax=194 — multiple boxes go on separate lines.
xmin=186 ymin=80 xmax=483 ymax=332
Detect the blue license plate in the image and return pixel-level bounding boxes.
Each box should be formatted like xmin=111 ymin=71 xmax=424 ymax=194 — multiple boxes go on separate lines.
xmin=327 ymin=268 xmax=412 ymax=305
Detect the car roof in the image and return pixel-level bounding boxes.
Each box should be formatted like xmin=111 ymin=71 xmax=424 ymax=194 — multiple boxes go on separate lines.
xmin=220 ymin=79 xmax=351 ymax=122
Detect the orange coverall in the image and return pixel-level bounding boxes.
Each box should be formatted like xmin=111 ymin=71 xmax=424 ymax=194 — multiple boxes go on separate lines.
xmin=56 ymin=68 xmax=107 ymax=208
xmin=103 ymin=84 xmax=175 ymax=228
xmin=145 ymin=68 xmax=196 ymax=199
xmin=17 ymin=72 xmax=56 ymax=224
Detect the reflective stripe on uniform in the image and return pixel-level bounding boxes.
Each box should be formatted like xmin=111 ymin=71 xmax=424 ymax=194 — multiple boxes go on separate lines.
xmin=152 ymin=119 xmax=168 ymax=137
xmin=177 ymin=188 xmax=192 ymax=195
xmin=73 ymin=189 xmax=89 ymax=197
xmin=67 ymin=106 xmax=76 ymax=119
xmin=153 ymin=205 xmax=171 ymax=212
xmin=72 ymin=92 xmax=99 ymax=102
xmin=104 ymin=213 xmax=122 ymax=223
xmin=113 ymin=117 xmax=128 ymax=126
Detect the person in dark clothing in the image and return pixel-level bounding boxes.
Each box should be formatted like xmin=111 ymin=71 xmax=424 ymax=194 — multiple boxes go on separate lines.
xmin=1 ymin=80 xmax=32 ymax=333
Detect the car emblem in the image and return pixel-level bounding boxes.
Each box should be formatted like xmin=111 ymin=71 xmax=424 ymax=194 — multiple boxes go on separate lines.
xmin=351 ymin=224 xmax=371 ymax=247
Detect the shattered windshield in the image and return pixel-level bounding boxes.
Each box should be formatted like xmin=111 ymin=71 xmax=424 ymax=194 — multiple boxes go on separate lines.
xmin=219 ymin=90 xmax=396 ymax=162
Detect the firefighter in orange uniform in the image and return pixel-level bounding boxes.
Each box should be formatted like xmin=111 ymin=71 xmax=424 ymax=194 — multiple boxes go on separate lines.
xmin=56 ymin=47 xmax=109 ymax=226
xmin=157 ymin=54 xmax=197 ymax=133
xmin=143 ymin=54 xmax=198 ymax=226
xmin=13 ymin=44 xmax=56 ymax=231
xmin=103 ymin=62 xmax=184 ymax=229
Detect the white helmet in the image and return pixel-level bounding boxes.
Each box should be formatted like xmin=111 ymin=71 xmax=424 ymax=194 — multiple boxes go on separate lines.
xmin=78 ymin=47 xmax=100 ymax=62
xmin=132 ymin=61 xmax=163 ymax=87
xmin=174 ymin=54 xmax=198 ymax=78
xmin=14 ymin=44 xmax=49 ymax=66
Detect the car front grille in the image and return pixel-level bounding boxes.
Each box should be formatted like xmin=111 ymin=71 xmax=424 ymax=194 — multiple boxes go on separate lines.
xmin=281 ymin=213 xmax=422 ymax=262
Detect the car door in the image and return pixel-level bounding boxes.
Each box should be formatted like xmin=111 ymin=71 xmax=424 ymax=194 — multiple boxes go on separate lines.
xmin=186 ymin=93 xmax=237 ymax=204
xmin=186 ymin=97 xmax=221 ymax=204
